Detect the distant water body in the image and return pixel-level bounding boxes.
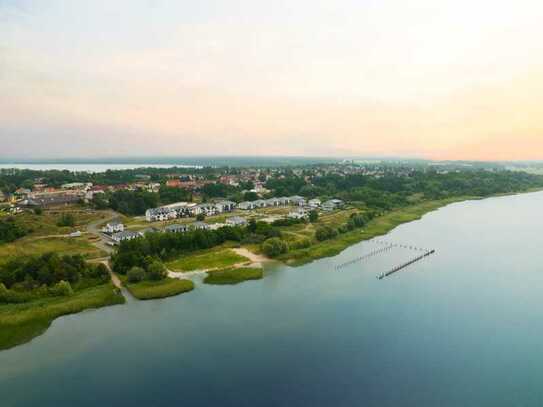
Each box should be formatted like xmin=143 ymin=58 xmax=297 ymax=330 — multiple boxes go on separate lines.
xmin=0 ymin=163 xmax=200 ymax=172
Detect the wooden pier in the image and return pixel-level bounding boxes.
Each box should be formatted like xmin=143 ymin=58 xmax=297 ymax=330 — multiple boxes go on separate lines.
xmin=377 ymin=249 xmax=435 ymax=280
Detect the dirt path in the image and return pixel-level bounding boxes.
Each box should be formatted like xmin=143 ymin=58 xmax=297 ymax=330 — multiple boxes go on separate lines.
xmin=232 ymin=248 xmax=269 ymax=267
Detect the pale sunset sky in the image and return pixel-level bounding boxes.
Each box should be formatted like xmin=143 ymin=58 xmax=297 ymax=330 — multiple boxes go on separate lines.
xmin=1 ymin=0 xmax=543 ymax=160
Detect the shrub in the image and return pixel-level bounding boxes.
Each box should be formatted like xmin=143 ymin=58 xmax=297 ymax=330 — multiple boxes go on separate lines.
xmin=315 ymin=226 xmax=338 ymax=241
xmin=49 ymin=280 xmax=74 ymax=297
xmin=147 ymin=261 xmax=167 ymax=281
xmin=57 ymin=213 xmax=75 ymax=227
xmin=262 ymin=237 xmax=289 ymax=257
xmin=196 ymin=213 xmax=205 ymax=221
xmin=127 ymin=266 xmax=146 ymax=283
xmin=309 ymin=210 xmax=319 ymax=223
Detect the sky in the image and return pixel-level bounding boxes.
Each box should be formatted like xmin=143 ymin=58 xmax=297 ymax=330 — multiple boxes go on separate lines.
xmin=1 ymin=0 xmax=543 ymax=160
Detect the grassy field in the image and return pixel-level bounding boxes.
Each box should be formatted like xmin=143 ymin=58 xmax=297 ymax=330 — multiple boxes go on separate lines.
xmin=11 ymin=208 xmax=108 ymax=237
xmin=204 ymin=267 xmax=263 ymax=285
xmin=0 ymin=283 xmax=124 ymax=351
xmin=125 ymin=278 xmax=195 ymax=300
xmin=277 ymin=197 xmax=474 ymax=266
xmin=0 ymin=236 xmax=107 ymax=265
xmin=166 ymin=247 xmax=248 ymax=272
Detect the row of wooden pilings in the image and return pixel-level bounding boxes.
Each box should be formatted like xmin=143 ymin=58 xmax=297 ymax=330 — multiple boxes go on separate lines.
xmin=377 ymin=249 xmax=436 ymax=280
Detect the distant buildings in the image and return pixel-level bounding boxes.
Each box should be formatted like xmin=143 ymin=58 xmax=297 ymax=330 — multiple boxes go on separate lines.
xmin=226 ymin=216 xmax=248 ymax=227
xmin=111 ymin=230 xmax=142 ymax=243
xmin=102 ymin=220 xmax=124 ymax=234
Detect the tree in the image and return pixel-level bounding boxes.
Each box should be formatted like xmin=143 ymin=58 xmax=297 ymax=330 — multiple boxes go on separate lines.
xmin=51 ymin=280 xmax=73 ymax=296
xmin=34 ymin=207 xmax=43 ymax=215
xmin=57 ymin=213 xmax=75 ymax=227
xmin=147 ymin=261 xmax=167 ymax=281
xmin=309 ymin=210 xmax=319 ymax=223
xmin=196 ymin=213 xmax=206 ymax=221
xmin=315 ymin=226 xmax=338 ymax=241
xmin=243 ymin=191 xmax=258 ymax=201
xmin=127 ymin=266 xmax=146 ymax=283
xmin=262 ymin=237 xmax=289 ymax=258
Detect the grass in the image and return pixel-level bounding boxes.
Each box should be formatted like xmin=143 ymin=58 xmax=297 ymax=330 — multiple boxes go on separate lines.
xmin=204 ymin=267 xmax=263 ymax=285
xmin=0 ymin=283 xmax=125 ymax=351
xmin=278 ymin=197 xmax=474 ymax=266
xmin=125 ymin=278 xmax=195 ymax=300
xmin=166 ymin=247 xmax=248 ymax=272
xmin=10 ymin=208 xmax=108 ymax=237
xmin=0 ymin=237 xmax=107 ymax=265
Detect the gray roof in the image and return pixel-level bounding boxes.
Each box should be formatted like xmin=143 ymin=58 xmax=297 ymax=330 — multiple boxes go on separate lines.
xmin=191 ymin=221 xmax=209 ymax=229
xmin=227 ymin=216 xmax=247 ymax=225
xmin=112 ymin=230 xmax=141 ymax=240
xmin=165 ymin=224 xmax=189 ymax=232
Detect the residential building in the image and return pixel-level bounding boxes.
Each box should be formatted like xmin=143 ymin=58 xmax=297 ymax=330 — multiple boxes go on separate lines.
xmin=322 ymin=199 xmax=344 ymax=211
xmin=111 ymin=230 xmax=142 ymax=243
xmin=226 ymin=216 xmax=248 ymax=227
xmin=191 ymin=221 xmax=210 ymax=231
xmin=308 ymin=198 xmax=321 ymax=208
xmin=288 ymin=208 xmax=308 ymax=220
xmin=289 ymin=195 xmax=306 ymax=206
xmin=215 ymin=200 xmax=236 ymax=213
xmin=146 ymin=207 xmax=176 ymax=222
xmin=102 ymin=220 xmax=124 ymax=234
xmin=238 ymin=201 xmax=256 ymax=210
xmin=165 ymin=224 xmax=190 ymax=233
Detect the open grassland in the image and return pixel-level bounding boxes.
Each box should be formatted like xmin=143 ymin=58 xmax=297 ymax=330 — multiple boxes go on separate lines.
xmin=278 ymin=197 xmax=474 ymax=266
xmin=12 ymin=208 xmax=109 ymax=237
xmin=125 ymin=278 xmax=195 ymax=300
xmin=0 ymin=237 xmax=107 ymax=265
xmin=166 ymin=247 xmax=248 ymax=272
xmin=0 ymin=283 xmax=124 ymax=351
xmin=204 ymin=267 xmax=263 ymax=285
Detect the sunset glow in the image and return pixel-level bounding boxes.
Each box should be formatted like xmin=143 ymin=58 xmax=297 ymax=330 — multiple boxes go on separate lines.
xmin=2 ymin=0 xmax=543 ymax=159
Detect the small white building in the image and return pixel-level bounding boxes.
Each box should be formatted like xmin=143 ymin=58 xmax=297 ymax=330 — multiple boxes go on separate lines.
xmin=288 ymin=208 xmax=308 ymax=220
xmin=191 ymin=221 xmax=210 ymax=231
xmin=102 ymin=221 xmax=124 ymax=234
xmin=308 ymin=198 xmax=321 ymax=208
xmin=238 ymin=201 xmax=256 ymax=210
xmin=226 ymin=216 xmax=248 ymax=227
xmin=289 ymin=196 xmax=306 ymax=207
xmin=215 ymin=200 xmax=236 ymax=213
xmin=146 ymin=207 xmax=176 ymax=222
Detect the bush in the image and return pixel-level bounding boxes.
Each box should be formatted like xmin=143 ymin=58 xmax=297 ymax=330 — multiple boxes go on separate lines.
xmin=127 ymin=266 xmax=146 ymax=283
xmin=196 ymin=213 xmax=205 ymax=221
xmin=57 ymin=213 xmax=75 ymax=227
xmin=147 ymin=261 xmax=167 ymax=281
xmin=262 ymin=237 xmax=289 ymax=257
xmin=49 ymin=280 xmax=74 ymax=297
xmin=290 ymin=237 xmax=312 ymax=250
xmin=309 ymin=210 xmax=319 ymax=223
xmin=34 ymin=207 xmax=43 ymax=215
xmin=315 ymin=226 xmax=338 ymax=241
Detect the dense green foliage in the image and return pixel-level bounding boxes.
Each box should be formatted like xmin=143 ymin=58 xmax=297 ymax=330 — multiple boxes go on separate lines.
xmin=111 ymin=226 xmax=248 ymax=274
xmin=126 ymin=278 xmax=194 ymax=300
xmin=56 ymin=213 xmax=75 ymax=227
xmin=204 ymin=267 xmax=263 ymax=285
xmin=108 ymin=190 xmax=159 ymax=216
xmin=0 ymin=253 xmax=109 ymax=297
xmin=0 ymin=218 xmax=27 ymax=244
xmin=262 ymin=237 xmax=289 ymax=257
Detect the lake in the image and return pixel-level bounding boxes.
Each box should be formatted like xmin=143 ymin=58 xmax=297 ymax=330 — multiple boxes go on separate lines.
xmin=0 ymin=163 xmax=199 ymax=173
xmin=1 ymin=191 xmax=543 ymax=406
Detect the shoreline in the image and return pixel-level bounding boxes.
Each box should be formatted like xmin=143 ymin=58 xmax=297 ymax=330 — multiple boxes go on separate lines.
xmin=1 ymin=189 xmax=541 ymax=352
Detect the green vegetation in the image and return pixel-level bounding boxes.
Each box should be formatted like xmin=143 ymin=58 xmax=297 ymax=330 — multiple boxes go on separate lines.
xmin=0 ymin=217 xmax=27 ymax=243
xmin=0 ymin=283 xmax=124 ymax=351
xmin=125 ymin=278 xmax=194 ymax=300
xmin=111 ymin=226 xmax=248 ymax=274
xmin=56 ymin=213 xmax=75 ymax=227
xmin=204 ymin=267 xmax=263 ymax=285
xmin=166 ymin=248 xmax=248 ymax=271
xmin=0 ymin=237 xmax=106 ymax=266
xmin=278 ymin=197 xmax=471 ymax=266
xmin=261 ymin=237 xmax=289 ymax=257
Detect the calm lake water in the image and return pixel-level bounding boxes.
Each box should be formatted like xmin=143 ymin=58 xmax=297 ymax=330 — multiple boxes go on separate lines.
xmin=2 ymin=192 xmax=543 ymax=406
xmin=0 ymin=163 xmax=199 ymax=172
